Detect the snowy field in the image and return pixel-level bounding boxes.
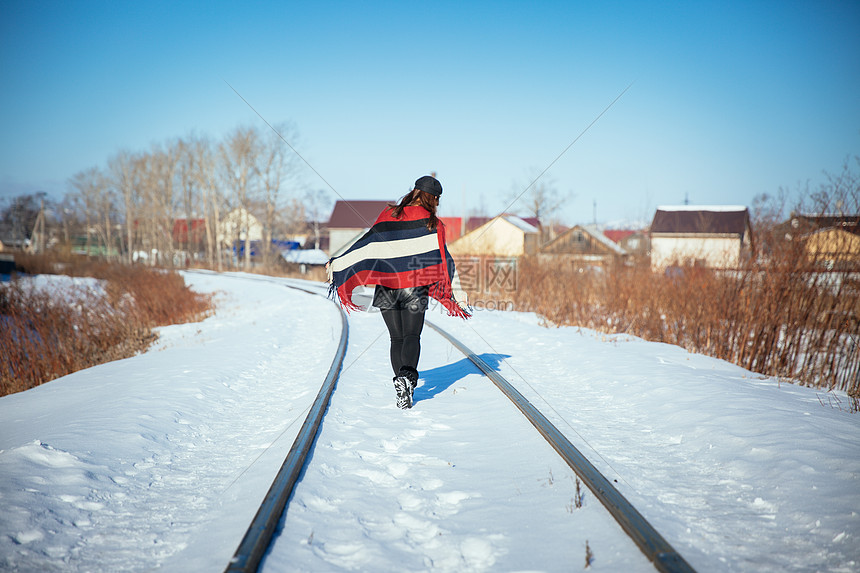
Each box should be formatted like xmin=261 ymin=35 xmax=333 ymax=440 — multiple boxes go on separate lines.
xmin=0 ymin=271 xmax=857 ymax=572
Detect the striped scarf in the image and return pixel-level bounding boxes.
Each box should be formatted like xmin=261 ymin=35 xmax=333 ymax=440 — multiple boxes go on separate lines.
xmin=327 ymin=205 xmax=471 ymax=318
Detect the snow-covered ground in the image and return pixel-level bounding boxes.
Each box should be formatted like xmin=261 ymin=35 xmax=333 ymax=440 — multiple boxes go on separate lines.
xmin=1 ymin=271 xmax=858 ymax=572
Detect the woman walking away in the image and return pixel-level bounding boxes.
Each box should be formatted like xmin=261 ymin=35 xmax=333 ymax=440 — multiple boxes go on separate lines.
xmin=327 ymin=175 xmax=470 ymax=409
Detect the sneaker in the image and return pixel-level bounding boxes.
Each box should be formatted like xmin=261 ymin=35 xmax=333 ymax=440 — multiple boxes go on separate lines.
xmin=393 ymin=375 xmax=413 ymax=409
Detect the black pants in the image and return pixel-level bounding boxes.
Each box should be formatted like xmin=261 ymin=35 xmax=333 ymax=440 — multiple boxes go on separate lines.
xmin=374 ymin=285 xmax=429 ymax=377
xmin=381 ymin=307 xmax=426 ymax=376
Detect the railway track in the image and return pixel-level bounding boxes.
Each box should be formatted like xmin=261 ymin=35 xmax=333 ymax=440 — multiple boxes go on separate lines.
xmin=424 ymin=320 xmax=695 ymax=573
xmin=203 ymin=274 xmax=694 ymax=572
xmin=220 ymin=278 xmax=349 ymax=573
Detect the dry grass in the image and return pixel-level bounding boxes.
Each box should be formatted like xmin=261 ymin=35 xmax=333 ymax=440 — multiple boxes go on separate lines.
xmin=1 ymin=254 xmax=212 ymax=396
xmin=460 ymin=252 xmax=859 ymax=399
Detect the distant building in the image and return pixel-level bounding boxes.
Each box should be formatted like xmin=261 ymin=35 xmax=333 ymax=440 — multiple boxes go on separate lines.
xmin=649 ymin=206 xmax=753 ymax=270
xmin=781 ymin=214 xmax=860 ymax=270
xmin=439 ymin=217 xmax=464 ymax=242
xmin=217 ymin=208 xmax=263 ymax=248
xmin=603 ymin=229 xmax=650 ymax=258
xmin=539 ymin=224 xmax=627 ymax=269
xmin=326 ymin=200 xmax=392 ymax=256
xmin=0 ymin=224 xmax=28 ymax=252
xmin=783 ymin=214 xmax=860 ymax=236
xmin=448 ymin=215 xmax=539 ymax=257
xmin=602 ymin=229 xmax=635 ymax=244
xmin=173 ymin=218 xmax=207 ymax=249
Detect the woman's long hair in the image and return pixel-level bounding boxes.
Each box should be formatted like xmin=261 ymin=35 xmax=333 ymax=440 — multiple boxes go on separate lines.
xmin=389 ymin=188 xmax=439 ymax=230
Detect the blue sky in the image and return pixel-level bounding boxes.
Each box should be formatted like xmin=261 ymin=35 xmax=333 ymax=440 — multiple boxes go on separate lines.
xmin=1 ymin=1 xmax=858 ymax=226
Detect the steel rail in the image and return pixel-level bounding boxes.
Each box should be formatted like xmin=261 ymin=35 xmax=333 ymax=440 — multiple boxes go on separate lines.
xmin=224 ymin=280 xmax=349 ymax=573
xmin=425 ymin=319 xmax=696 ymax=573
xmin=194 ymin=271 xmax=690 ymax=571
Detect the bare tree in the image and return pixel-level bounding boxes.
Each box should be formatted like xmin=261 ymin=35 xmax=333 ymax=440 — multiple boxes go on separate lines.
xmin=68 ymin=167 xmax=116 ymax=258
xmin=189 ymin=136 xmax=223 ymax=270
xmin=108 ymin=150 xmax=141 ymax=263
xmin=219 ymin=126 xmax=262 ymax=270
xmin=137 ymin=142 xmax=181 ymax=266
xmin=468 ymin=193 xmax=490 ymax=219
xmin=42 ymin=120 xmax=318 ymax=270
xmin=751 ymin=188 xmax=791 ymax=229
xmin=204 ymin=161 xmax=226 ymax=270
xmin=507 ymin=170 xmax=572 ymax=244
xmin=134 ymin=152 xmax=158 ymax=264
xmin=303 ymin=188 xmax=332 ymax=250
xmin=0 ymin=192 xmax=48 ymax=245
xmin=806 ymin=156 xmax=860 ymax=215
xmin=175 ymin=134 xmax=213 ymax=265
xmin=258 ymin=122 xmax=301 ymax=268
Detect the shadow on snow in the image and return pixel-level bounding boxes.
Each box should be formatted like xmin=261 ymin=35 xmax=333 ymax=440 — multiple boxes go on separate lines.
xmin=414 ymin=353 xmax=510 ymax=405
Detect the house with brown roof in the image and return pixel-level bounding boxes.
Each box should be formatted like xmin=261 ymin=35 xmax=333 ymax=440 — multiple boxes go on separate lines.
xmin=649 ymin=206 xmax=752 ymax=270
xmin=784 ymin=214 xmax=860 ymax=236
xmin=326 ymin=200 xmax=392 ymax=256
xmin=538 ymin=224 xmax=628 ymax=269
xmin=781 ymin=214 xmax=860 ymax=270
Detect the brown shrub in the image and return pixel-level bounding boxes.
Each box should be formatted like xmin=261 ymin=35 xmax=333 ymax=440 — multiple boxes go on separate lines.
xmin=1 ymin=256 xmax=212 ymax=396
xmin=459 ymin=253 xmax=859 ymax=398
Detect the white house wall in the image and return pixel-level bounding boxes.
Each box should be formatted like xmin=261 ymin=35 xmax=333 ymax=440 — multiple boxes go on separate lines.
xmin=449 ymin=220 xmax=526 ymax=257
xmin=216 ymin=209 xmax=263 ymax=246
xmin=651 ymin=235 xmax=741 ymax=270
xmin=329 ymin=228 xmax=367 ymax=256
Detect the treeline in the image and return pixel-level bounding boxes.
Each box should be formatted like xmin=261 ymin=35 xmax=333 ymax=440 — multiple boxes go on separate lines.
xmin=16 ymin=122 xmax=330 ymax=271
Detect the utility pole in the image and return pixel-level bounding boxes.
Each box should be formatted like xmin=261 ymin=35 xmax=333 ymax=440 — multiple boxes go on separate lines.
xmin=39 ymin=199 xmax=45 ymax=252
xmin=29 ymin=199 xmax=46 ymax=253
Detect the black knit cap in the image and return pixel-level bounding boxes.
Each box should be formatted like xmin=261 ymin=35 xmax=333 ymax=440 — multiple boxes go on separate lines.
xmin=414 ymin=175 xmax=443 ymax=197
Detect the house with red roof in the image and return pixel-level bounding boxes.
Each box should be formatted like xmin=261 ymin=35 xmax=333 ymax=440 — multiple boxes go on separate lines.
xmin=603 ymin=229 xmax=649 ymax=258
xmin=173 ymin=218 xmax=207 ymax=249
